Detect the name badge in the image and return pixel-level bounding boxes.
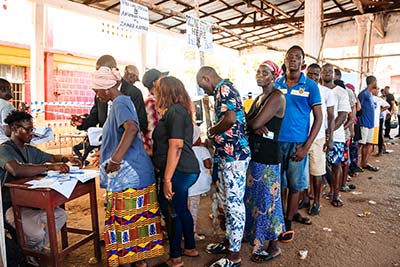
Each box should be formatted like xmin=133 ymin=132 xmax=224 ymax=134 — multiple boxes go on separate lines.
xmin=291 ymin=88 xmax=309 ymax=97
xmin=279 ymin=88 xmax=288 ymax=94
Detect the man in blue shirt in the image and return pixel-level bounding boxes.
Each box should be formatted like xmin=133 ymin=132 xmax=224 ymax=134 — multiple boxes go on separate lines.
xmin=358 ymin=75 xmax=379 ymax=171
xmin=275 ymin=46 xmax=322 ymax=242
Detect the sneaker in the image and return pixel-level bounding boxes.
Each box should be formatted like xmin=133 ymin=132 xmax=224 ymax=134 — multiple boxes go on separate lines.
xmin=26 ymin=256 xmax=40 ymax=267
xmin=195 ymin=233 xmax=206 ymax=240
xmin=208 ymin=257 xmax=241 ymax=267
xmin=206 ymin=242 xmax=228 ymax=254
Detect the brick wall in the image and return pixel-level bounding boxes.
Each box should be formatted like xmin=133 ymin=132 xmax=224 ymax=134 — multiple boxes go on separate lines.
xmin=44 ymin=53 xmax=94 ymax=120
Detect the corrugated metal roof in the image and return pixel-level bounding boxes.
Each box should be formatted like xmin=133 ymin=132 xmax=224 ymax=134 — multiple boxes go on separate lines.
xmin=69 ymin=0 xmax=400 ymax=50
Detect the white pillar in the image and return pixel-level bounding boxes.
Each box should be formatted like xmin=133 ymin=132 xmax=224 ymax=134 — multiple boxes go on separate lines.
xmin=31 ymin=2 xmax=45 ymax=118
xmin=355 ymin=14 xmax=374 ymax=90
xmin=304 ymin=0 xmax=322 ymax=63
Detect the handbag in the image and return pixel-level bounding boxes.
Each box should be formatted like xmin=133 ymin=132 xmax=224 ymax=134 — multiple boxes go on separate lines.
xmin=390 ymin=114 xmax=398 ymax=129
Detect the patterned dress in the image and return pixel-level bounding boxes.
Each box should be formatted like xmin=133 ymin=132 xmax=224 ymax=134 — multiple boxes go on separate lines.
xmin=244 ymin=162 xmax=285 ymax=252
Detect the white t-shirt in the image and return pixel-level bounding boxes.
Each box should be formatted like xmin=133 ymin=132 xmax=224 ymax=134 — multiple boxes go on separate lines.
xmin=188 ymin=146 xmax=212 ymax=196
xmin=310 ymin=84 xmax=335 ymax=140
xmin=373 ymin=96 xmax=389 ymax=127
xmin=0 ymin=99 xmax=15 ymax=144
xmin=331 ymin=86 xmax=351 ymax=142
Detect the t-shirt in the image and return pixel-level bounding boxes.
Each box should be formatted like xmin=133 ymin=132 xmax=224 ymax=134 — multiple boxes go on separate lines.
xmin=0 ymin=142 xmax=52 ymax=212
xmin=275 ymin=73 xmax=321 ymax=142
xmin=153 ymin=103 xmax=200 ymax=174
xmin=331 ymin=86 xmax=351 ymax=142
xmin=358 ymin=89 xmax=375 ymax=129
xmin=213 ymin=80 xmax=250 ymax=163
xmin=310 ymin=84 xmax=335 ymax=140
xmin=385 ymin=93 xmax=395 ymax=111
xmin=0 ymin=99 xmax=15 ymax=144
xmin=344 ymin=88 xmax=357 ymax=140
xmin=188 ymin=146 xmax=212 ymax=197
xmin=373 ymin=96 xmax=390 ymax=127
xmin=101 ymin=95 xmax=154 ymax=189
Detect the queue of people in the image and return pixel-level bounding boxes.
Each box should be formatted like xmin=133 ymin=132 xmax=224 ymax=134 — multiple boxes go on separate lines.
xmin=0 ymin=46 xmax=398 ymax=267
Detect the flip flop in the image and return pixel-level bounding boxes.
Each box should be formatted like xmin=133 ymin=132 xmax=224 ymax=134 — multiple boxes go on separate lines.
xmin=278 ymin=230 xmax=294 ymax=243
xmin=293 ymin=213 xmax=312 ymax=225
xmin=331 ymin=198 xmax=344 ymax=207
xmin=250 ymin=249 xmax=282 ymax=263
xmin=363 ymin=164 xmax=379 ymax=172
xmin=182 ymin=249 xmax=200 ymax=257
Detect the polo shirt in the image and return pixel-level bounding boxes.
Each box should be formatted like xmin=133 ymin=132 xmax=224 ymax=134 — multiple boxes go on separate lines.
xmin=275 ymin=73 xmax=321 ymax=143
xmin=358 ymin=89 xmax=375 ymax=129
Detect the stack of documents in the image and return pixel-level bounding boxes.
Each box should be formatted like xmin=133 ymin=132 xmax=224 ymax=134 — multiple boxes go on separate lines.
xmin=25 ymin=169 xmax=100 ymax=198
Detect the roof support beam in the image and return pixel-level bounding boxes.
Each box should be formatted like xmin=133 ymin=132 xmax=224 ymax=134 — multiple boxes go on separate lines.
xmin=352 ymin=0 xmax=365 ymax=13
xmin=243 ymin=1 xmax=303 ymax=33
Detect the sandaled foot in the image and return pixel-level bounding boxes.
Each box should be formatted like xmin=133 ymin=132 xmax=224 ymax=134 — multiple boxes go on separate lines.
xmin=207 ymin=257 xmax=241 ymax=267
xmin=363 ymin=164 xmax=379 ymax=172
xmin=278 ymin=230 xmax=294 ymax=243
xmin=182 ymin=248 xmax=200 ymax=257
xmin=340 ymin=185 xmax=351 ymax=192
xmin=298 ymin=200 xmax=310 ymax=210
xmin=309 ymin=203 xmax=320 ymax=216
xmin=206 ymin=242 xmax=228 ymax=254
xmin=331 ymin=197 xmax=344 ymax=207
xmin=251 ymin=248 xmax=281 ymax=263
xmin=293 ymin=213 xmax=312 ymax=225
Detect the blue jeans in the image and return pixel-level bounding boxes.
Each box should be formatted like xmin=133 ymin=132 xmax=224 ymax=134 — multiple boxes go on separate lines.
xmin=158 ymin=171 xmax=199 ymax=258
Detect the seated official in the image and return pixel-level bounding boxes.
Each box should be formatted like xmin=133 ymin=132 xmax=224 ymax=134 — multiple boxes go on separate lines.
xmin=0 ymin=110 xmax=82 ymax=253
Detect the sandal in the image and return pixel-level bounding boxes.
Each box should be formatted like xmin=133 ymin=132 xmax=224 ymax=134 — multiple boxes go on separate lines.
xmin=363 ymin=164 xmax=379 ymax=172
xmin=308 ymin=203 xmax=320 ymax=216
xmin=331 ymin=197 xmax=344 ymax=207
xmin=293 ymin=213 xmax=312 ymax=225
xmin=182 ymin=248 xmax=200 ymax=257
xmin=298 ymin=200 xmax=310 ymax=210
xmin=207 ymin=257 xmax=241 ymax=267
xmin=278 ymin=230 xmax=294 ymax=243
xmin=322 ymin=193 xmax=333 ymax=200
xmin=250 ymin=249 xmax=281 ymax=263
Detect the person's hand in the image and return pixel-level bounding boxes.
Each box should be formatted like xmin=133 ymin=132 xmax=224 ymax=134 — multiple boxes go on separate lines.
xmin=163 ymin=181 xmax=174 ymax=200
xmin=323 ymin=139 xmax=334 ymax=152
xmin=50 ymin=163 xmax=70 ymax=173
xmin=68 ymin=156 xmax=83 ymax=168
xmin=207 ymin=127 xmax=215 ymax=140
xmin=89 ymin=149 xmax=100 ymax=167
xmin=106 ymin=160 xmax=121 ymax=173
xmin=291 ymin=145 xmax=308 ymax=162
xmin=70 ymin=115 xmax=83 ymax=127
xmin=253 ymin=126 xmax=269 ymax=136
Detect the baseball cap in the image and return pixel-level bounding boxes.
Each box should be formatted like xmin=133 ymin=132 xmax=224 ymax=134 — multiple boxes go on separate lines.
xmin=142 ymin=68 xmax=169 ymax=90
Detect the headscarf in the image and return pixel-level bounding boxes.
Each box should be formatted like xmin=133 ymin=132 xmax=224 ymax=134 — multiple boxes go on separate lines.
xmin=345 ymin=83 xmax=355 ymax=92
xmin=92 ymin=66 xmax=122 ymax=90
xmin=261 ymin=60 xmax=280 ymax=78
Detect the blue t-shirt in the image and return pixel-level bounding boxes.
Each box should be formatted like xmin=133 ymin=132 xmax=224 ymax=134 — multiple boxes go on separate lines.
xmin=101 ymin=95 xmax=154 ymax=189
xmin=358 ymin=89 xmax=375 ymax=129
xmin=275 ymin=73 xmax=321 ymax=143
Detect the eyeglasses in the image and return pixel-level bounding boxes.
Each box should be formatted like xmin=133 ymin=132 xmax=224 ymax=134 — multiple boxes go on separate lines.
xmin=17 ymin=125 xmax=35 ymax=133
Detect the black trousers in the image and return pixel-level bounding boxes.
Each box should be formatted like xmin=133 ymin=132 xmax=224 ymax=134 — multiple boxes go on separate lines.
xmin=384 ymin=117 xmax=391 ymax=137
xmin=378 ymin=118 xmax=384 ymax=153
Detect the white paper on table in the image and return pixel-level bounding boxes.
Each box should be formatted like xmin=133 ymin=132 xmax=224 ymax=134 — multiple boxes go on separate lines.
xmin=26 ymin=176 xmax=78 ymax=199
xmin=69 ymin=169 xmax=99 ymax=183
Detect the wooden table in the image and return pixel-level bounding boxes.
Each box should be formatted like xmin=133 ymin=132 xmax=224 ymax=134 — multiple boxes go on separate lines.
xmin=5 ymin=178 xmax=101 ymax=267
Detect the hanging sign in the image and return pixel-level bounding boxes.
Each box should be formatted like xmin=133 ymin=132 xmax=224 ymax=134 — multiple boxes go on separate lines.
xmin=119 ymin=0 xmax=149 ymax=33
xmin=186 ymin=15 xmax=213 ymax=51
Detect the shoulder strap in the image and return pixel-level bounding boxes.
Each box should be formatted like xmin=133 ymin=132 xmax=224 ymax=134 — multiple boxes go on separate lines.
xmin=2 ymin=141 xmax=28 ymax=164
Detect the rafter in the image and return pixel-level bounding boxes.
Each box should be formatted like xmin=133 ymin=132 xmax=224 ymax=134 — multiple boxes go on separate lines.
xmin=244 ymin=1 xmax=303 ymax=33
xmin=332 ymin=0 xmax=345 ymax=12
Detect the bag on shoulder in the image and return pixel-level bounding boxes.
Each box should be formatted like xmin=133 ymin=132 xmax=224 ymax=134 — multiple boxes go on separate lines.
xmin=390 ymin=115 xmax=398 ymax=129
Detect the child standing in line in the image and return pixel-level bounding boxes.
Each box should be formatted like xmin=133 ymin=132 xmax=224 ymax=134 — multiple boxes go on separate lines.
xmin=188 ymin=125 xmax=212 ymax=240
